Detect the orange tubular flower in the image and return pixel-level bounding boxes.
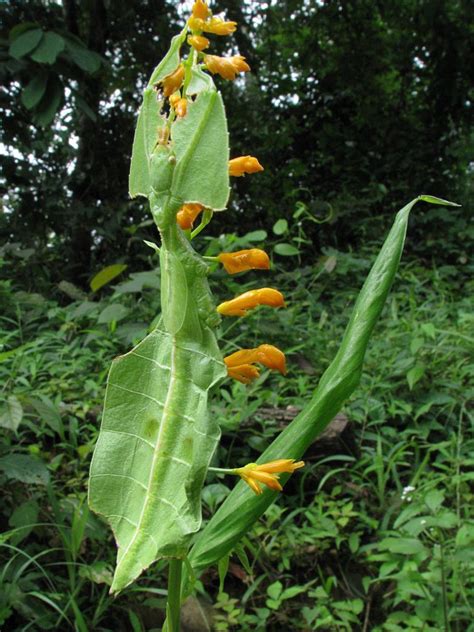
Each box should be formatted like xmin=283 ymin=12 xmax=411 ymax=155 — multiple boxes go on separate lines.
xmin=218 ymin=249 xmax=270 ymax=275
xmin=235 ymin=459 xmax=305 ymax=495
xmin=224 ymin=344 xmax=286 ymax=381
xmin=203 ymin=17 xmax=237 ymax=36
xmin=161 ymin=65 xmax=185 ymax=97
xmin=188 ymin=16 xmax=205 ymax=32
xmin=170 ymin=96 xmax=187 ymax=117
xmin=217 ymin=288 xmax=285 ymax=317
xmin=204 ymin=54 xmax=250 ymax=81
xmin=192 ymin=0 xmax=211 ymax=20
xmin=176 ymin=203 xmax=204 ymax=230
xmin=229 ymin=156 xmax=264 ymax=177
xmin=227 ymin=363 xmax=260 ymax=384
xmin=188 ymin=34 xmax=210 ymax=51
xmin=169 ymin=93 xmax=187 ymax=116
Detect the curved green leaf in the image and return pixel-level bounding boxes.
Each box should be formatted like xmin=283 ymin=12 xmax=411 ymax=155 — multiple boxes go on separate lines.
xmin=148 ymin=30 xmax=187 ymax=86
xmin=274 ymin=243 xmax=299 ymax=256
xmin=0 ymin=396 xmax=23 ymax=432
xmin=21 ymin=72 xmax=48 ymax=109
xmin=187 ymin=65 xmax=214 ymax=95
xmin=9 ymin=28 xmax=43 ymax=59
xmin=33 ymin=76 xmax=63 ymax=127
xmin=171 ymin=90 xmax=230 ymax=211
xmin=30 ymin=32 xmax=65 ymax=64
xmin=90 ymin=264 xmax=128 ymax=292
xmin=65 ymin=37 xmax=101 ymax=73
xmin=129 ymin=87 xmax=164 ymax=198
xmin=187 ymin=195 xmax=458 ymax=575
xmin=160 ymin=249 xmax=188 ymax=335
xmin=0 ymin=454 xmax=50 ymax=485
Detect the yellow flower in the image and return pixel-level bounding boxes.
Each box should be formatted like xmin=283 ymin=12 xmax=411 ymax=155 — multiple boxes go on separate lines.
xmin=203 ymin=17 xmax=237 ymax=36
xmin=217 ymin=249 xmax=270 ymax=274
xmin=217 ymin=288 xmax=285 ymax=317
xmin=192 ymin=0 xmax=211 ymax=20
xmin=228 ymin=156 xmax=264 ymax=177
xmin=235 ymin=459 xmax=305 ymax=495
xmin=176 ymin=203 xmax=204 ymax=230
xmin=188 ymin=34 xmax=210 ymax=51
xmin=226 ymin=363 xmax=260 ymax=384
xmin=161 ymin=65 xmax=185 ymax=97
xmin=224 ymin=344 xmax=286 ymax=383
xmin=169 ymin=93 xmax=187 ymax=118
xmin=204 ymin=54 xmax=250 ymax=81
xmin=188 ymin=16 xmax=205 ymax=32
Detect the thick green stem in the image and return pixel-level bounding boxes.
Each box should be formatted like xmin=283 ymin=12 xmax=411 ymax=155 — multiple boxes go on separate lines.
xmin=166 ymin=558 xmax=183 ymax=632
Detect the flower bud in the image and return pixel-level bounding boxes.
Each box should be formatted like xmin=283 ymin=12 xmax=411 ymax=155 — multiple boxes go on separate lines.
xmin=228 ymin=156 xmax=263 ymax=177
xmin=176 ymin=98 xmax=187 ymax=117
xmin=188 ymin=16 xmax=205 ymax=32
xmin=161 ymin=65 xmax=185 ymax=97
xmin=217 ymin=249 xmax=270 ymax=274
xmin=192 ymin=0 xmax=211 ymax=20
xmin=188 ymin=34 xmax=210 ymax=51
xmin=176 ymin=203 xmax=204 ymax=230
xmin=217 ymin=288 xmax=285 ymax=317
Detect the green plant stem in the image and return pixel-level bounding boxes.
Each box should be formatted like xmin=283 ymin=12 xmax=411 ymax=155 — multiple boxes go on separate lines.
xmin=208 ymin=466 xmax=237 ymax=474
xmin=439 ymin=542 xmax=451 ymax=632
xmin=166 ymin=558 xmax=183 ymax=632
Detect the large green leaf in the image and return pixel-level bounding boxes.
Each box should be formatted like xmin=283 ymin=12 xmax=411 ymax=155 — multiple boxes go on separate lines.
xmin=0 ymin=454 xmax=50 ymax=485
xmin=89 ymin=224 xmax=227 ymax=593
xmin=187 ymin=195 xmax=459 ymax=575
xmin=9 ymin=28 xmax=43 ymax=59
xmin=89 ymin=324 xmax=226 ymax=593
xmin=30 ymin=31 xmax=65 ymax=64
xmin=171 ymin=90 xmax=230 ymax=211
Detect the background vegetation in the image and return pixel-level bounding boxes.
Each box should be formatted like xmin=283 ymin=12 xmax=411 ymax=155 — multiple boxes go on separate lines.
xmin=1 ymin=0 xmax=472 ymax=630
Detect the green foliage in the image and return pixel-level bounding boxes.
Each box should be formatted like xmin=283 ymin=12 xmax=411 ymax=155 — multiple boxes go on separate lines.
xmin=2 ymin=1 xmax=472 ymax=286
xmin=0 ymin=237 xmax=472 ymax=629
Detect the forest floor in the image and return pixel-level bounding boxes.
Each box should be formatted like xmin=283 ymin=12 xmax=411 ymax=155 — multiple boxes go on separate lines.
xmin=1 ymin=242 xmax=473 ymax=631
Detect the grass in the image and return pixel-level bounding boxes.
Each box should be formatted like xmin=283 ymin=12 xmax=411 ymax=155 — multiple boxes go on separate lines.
xmin=0 ymin=242 xmax=472 ymax=631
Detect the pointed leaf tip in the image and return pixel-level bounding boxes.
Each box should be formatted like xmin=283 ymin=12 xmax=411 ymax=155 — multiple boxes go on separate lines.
xmin=418 ymin=195 xmax=461 ymax=207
